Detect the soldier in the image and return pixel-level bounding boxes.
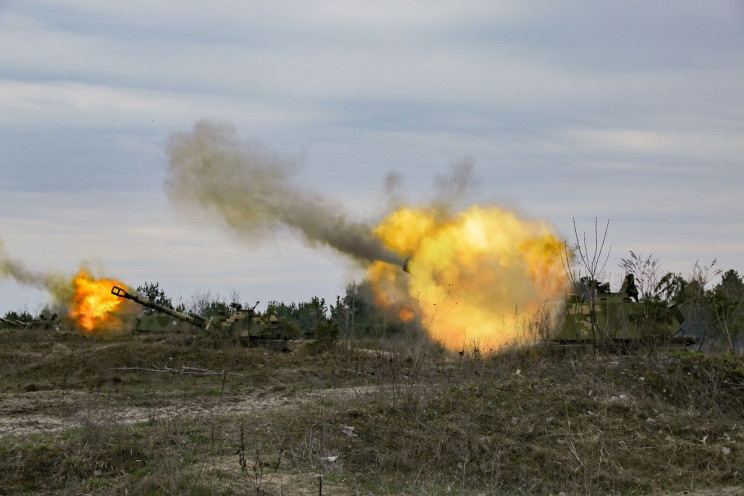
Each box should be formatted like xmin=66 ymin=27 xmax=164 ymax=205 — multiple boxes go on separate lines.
xmin=620 ymin=274 xmax=640 ymax=302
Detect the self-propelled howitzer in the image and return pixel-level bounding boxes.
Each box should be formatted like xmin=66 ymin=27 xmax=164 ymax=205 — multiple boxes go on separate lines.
xmin=0 ymin=316 xmax=26 ymax=328
xmin=552 ymin=274 xmax=693 ymax=347
xmin=111 ymin=285 xmax=296 ymax=349
xmin=111 ymin=285 xmax=208 ymax=329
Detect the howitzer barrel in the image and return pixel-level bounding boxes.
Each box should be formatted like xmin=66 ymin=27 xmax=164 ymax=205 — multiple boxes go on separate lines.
xmin=111 ymin=286 xmax=207 ymax=328
xmin=0 ymin=316 xmax=25 ymax=327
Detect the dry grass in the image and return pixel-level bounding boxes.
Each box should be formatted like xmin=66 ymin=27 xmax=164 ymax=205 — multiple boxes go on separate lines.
xmin=1 ymin=328 xmax=743 ymax=495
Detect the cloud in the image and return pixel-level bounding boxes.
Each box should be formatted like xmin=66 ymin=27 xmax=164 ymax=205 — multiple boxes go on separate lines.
xmin=0 ymin=80 xmax=315 ymax=131
xmin=13 ymin=1 xmax=527 ymax=37
xmin=0 ymin=0 xmax=742 ymax=314
xmin=563 ymin=128 xmax=744 ymax=161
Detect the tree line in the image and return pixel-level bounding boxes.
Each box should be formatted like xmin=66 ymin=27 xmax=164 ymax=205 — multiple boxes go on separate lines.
xmin=2 ymin=263 xmax=742 ymax=354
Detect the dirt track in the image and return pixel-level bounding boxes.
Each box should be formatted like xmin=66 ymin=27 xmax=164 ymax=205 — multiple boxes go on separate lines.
xmin=0 ymin=384 xmax=381 ymax=437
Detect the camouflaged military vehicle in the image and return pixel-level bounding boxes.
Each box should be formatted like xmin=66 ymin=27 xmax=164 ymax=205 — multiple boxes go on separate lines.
xmin=111 ymin=286 xmax=295 ymax=349
xmin=0 ymin=316 xmax=25 ymax=329
xmin=552 ymin=274 xmax=692 ymax=347
xmin=0 ymin=313 xmax=59 ymax=330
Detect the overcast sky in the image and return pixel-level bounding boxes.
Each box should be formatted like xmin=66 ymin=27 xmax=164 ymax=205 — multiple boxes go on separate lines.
xmin=2 ymin=1 xmax=743 ymax=314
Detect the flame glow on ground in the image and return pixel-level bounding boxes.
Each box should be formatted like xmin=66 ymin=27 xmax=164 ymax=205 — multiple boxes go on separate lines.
xmin=369 ymin=205 xmax=569 ymax=352
xmin=68 ymin=270 xmax=128 ymax=335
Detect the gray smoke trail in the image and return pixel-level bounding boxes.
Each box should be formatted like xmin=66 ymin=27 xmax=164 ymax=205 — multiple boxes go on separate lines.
xmin=0 ymin=240 xmax=73 ymax=304
xmin=165 ymin=120 xmax=404 ymax=266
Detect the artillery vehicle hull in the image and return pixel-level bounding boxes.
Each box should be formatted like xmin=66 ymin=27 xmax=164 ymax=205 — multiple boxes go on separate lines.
xmin=0 ymin=317 xmax=25 ymax=329
xmin=552 ymin=275 xmax=692 ymax=348
xmin=132 ymin=314 xmax=178 ymax=333
xmin=111 ymin=286 xmax=296 ymax=349
xmin=224 ymin=311 xmax=293 ymax=350
xmin=0 ymin=314 xmax=59 ymax=330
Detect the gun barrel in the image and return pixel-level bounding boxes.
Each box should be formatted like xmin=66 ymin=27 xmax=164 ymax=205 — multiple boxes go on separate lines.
xmin=111 ymin=285 xmax=207 ymax=328
xmin=0 ymin=317 xmax=25 ymax=327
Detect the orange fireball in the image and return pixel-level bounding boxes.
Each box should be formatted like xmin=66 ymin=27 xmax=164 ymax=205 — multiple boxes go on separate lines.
xmin=68 ymin=270 xmax=127 ymax=334
xmin=370 ymin=205 xmax=569 ymax=352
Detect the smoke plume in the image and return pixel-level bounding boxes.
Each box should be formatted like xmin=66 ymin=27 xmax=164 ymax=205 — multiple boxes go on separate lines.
xmin=432 ymin=156 xmax=475 ymax=207
xmin=165 ymin=120 xmax=404 ymax=266
xmin=0 ymin=239 xmax=72 ymax=304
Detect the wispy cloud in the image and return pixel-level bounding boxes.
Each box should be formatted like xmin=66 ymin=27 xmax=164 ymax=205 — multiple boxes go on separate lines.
xmin=0 ymin=1 xmax=742 ymax=311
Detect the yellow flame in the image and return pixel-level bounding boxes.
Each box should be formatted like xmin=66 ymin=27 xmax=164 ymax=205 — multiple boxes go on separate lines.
xmin=68 ymin=270 xmax=127 ymax=335
xmin=370 ymin=205 xmax=568 ymax=352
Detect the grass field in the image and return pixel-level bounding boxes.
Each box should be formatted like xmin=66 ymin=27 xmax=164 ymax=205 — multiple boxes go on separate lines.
xmin=1 ymin=327 xmax=743 ymax=495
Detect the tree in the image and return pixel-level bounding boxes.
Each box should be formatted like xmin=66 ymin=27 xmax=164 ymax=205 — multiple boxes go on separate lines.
xmin=313 ymin=318 xmax=339 ymax=349
xmin=330 ymin=282 xmax=372 ymax=339
xmin=655 ymin=272 xmax=687 ymax=305
xmin=187 ymin=290 xmax=227 ymax=317
xmin=677 ymin=260 xmax=721 ymax=351
xmin=267 ymin=297 xmax=329 ymax=337
xmin=711 ymin=269 xmax=744 ymax=353
xmin=329 ymin=281 xmax=412 ymax=339
xmin=3 ymin=309 xmax=32 ymax=322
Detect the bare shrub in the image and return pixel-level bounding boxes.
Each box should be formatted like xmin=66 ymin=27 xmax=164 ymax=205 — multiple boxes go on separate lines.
xmin=563 ymin=218 xmax=612 ymax=350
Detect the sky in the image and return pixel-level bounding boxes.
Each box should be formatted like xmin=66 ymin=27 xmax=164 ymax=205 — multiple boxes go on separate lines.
xmin=1 ymin=1 xmax=743 ymax=315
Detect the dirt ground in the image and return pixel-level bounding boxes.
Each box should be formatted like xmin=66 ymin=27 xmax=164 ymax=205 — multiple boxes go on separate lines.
xmin=665 ymin=489 xmax=744 ymax=496
xmin=0 ymin=384 xmax=381 ymax=437
xmin=1 ymin=327 xmax=743 ymax=495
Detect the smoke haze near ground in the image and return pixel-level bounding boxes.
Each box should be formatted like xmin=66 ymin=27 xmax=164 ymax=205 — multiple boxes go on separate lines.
xmin=165 ymin=120 xmax=405 ymax=266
